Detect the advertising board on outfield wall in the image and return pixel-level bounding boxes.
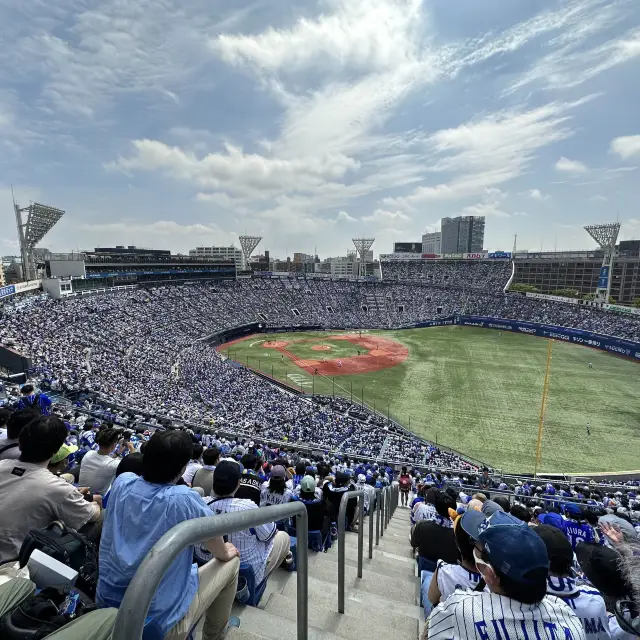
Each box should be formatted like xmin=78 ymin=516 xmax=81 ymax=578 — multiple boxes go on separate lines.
xmin=0 ymin=279 xmax=42 ymax=300
xmin=380 ymin=252 xmax=494 ymax=261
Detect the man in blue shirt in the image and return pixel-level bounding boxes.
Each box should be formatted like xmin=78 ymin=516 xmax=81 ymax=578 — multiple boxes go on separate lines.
xmin=17 ymin=384 xmax=52 ymax=416
xmin=97 ymin=430 xmax=240 ymax=640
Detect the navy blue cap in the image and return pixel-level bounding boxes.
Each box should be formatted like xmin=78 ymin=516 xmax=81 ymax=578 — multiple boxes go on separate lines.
xmin=461 ymin=509 xmax=487 ymax=539
xmin=564 ymin=503 xmax=582 ymax=517
xmin=476 ymin=512 xmax=549 ymax=583
xmin=537 ymin=512 xmax=565 ymax=530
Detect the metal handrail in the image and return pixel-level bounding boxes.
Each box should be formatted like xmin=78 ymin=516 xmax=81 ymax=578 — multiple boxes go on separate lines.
xmin=111 ymin=502 xmax=309 ymax=640
xmin=337 ymin=489 xmax=365 ymax=614
xmin=375 ymin=488 xmax=382 ymax=545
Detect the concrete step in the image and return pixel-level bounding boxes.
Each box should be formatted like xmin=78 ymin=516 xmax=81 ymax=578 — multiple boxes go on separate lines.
xmin=281 ymin=573 xmax=423 ymax=622
xmin=264 ymin=592 xmax=419 ymax=640
xmin=232 ymin=601 xmax=349 ymax=640
xmin=310 ymin=548 xmax=416 ymax=580
xmin=344 ymin=536 xmax=412 ymax=559
xmin=227 ymin=629 xmax=272 ymax=640
xmin=306 ymin=558 xmax=414 ymax=602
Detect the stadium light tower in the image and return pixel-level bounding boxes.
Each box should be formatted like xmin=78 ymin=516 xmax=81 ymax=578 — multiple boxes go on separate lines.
xmin=239 ymin=235 xmax=262 ymax=271
xmin=13 ymin=192 xmax=65 ymax=281
xmin=584 ymin=223 xmax=620 ymax=303
xmin=352 ymin=237 xmax=375 ymax=278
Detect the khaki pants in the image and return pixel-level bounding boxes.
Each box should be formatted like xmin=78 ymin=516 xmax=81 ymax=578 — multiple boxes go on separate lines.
xmin=166 ymin=556 xmax=240 ymax=640
xmin=264 ymin=531 xmax=290 ymax=579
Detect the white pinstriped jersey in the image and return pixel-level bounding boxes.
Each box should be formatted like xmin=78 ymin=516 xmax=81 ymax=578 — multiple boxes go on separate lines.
xmin=428 ymin=590 xmax=587 ymax=640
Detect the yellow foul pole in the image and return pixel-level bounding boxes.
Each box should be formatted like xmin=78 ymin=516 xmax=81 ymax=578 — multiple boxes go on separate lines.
xmin=534 ymin=339 xmax=554 ymax=478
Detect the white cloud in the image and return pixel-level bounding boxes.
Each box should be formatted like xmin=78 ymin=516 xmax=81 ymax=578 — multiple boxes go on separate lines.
xmin=589 ymin=195 xmax=608 ymax=202
xmin=336 ymin=210 xmax=357 ymax=223
xmin=361 ymin=209 xmax=411 ymax=224
xmin=523 ymin=189 xmax=549 ymax=201
xmin=555 ymin=156 xmax=589 ymax=174
xmin=610 ymin=135 xmax=640 ymax=159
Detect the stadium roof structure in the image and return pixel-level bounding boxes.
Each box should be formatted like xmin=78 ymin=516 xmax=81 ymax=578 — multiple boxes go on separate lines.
xmin=584 ymin=222 xmax=620 ymax=303
xmin=352 ymin=237 xmax=375 ymax=277
xmin=239 ymin=235 xmax=262 ymax=271
xmin=13 ymin=198 xmax=65 ymax=281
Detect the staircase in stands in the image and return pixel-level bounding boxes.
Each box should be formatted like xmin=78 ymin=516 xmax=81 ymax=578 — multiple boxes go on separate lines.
xmin=219 ymin=508 xmax=422 ymax=640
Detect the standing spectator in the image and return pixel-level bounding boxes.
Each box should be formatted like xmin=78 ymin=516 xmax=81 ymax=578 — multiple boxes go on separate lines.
xmin=477 ymin=468 xmax=492 ymax=496
xmin=209 ymin=461 xmax=291 ymax=584
xmin=97 ymin=430 xmax=240 ymax=640
xmin=399 ymin=466 xmax=412 ymax=507
xmin=292 ymin=475 xmax=334 ymax=540
xmin=324 ymin=471 xmax=358 ymax=531
xmin=80 ymin=427 xmax=133 ymax=494
xmin=0 ymin=408 xmax=38 ymax=461
xmin=17 ymin=384 xmax=52 ymax=415
xmin=260 ymin=465 xmax=294 ymax=507
xmin=535 ymin=525 xmax=610 ymax=640
xmin=0 ymin=415 xmax=102 ymax=564
xmin=428 ymin=511 xmax=586 ymax=640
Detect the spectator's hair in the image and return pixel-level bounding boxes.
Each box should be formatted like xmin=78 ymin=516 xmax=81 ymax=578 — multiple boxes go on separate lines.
xmin=6 ymin=407 xmax=39 ymax=440
xmin=139 ymin=440 xmax=148 ymax=455
xmin=510 ymin=504 xmax=532 ymax=523
xmin=268 ymin=475 xmax=286 ymax=494
xmin=434 ymin=491 xmax=456 ymax=519
xmin=241 ymin=453 xmax=259 ymax=471
xmin=21 ymin=384 xmax=34 ymax=395
xmin=191 ymin=443 xmax=204 ymax=460
xmin=494 ymin=496 xmax=511 ymax=512
xmin=478 ymin=547 xmax=547 ymax=604
xmin=426 ymin=487 xmax=439 ymax=504
xmin=18 ymin=415 xmax=67 ymax=464
xmin=203 ymin=447 xmax=220 ymax=466
xmin=472 ymin=493 xmax=487 ymax=503
xmin=142 ymin=430 xmax=193 ymax=483
xmin=116 ymin=452 xmax=144 ymax=477
xmin=295 ymin=461 xmax=306 ymax=476
xmin=95 ymin=428 xmax=119 ymax=449
xmin=454 ymin=518 xmax=476 ymax=565
xmin=0 ymin=408 xmax=11 ymax=427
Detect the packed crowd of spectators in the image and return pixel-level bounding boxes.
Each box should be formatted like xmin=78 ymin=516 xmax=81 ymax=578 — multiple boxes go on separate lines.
xmin=381 ymin=259 xmax=512 ymax=293
xmin=399 ymin=467 xmax=640 ymax=639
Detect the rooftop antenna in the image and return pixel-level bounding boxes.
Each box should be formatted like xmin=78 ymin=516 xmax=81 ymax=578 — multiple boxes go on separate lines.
xmin=512 ymin=234 xmax=517 ymax=254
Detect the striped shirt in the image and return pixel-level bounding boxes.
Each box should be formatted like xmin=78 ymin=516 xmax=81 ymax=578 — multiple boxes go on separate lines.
xmin=205 ymin=497 xmax=276 ymax=584
xmin=428 ymin=590 xmax=587 ymax=640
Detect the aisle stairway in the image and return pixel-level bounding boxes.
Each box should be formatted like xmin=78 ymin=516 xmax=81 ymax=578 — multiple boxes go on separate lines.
xmin=226 ymin=509 xmax=422 ymax=640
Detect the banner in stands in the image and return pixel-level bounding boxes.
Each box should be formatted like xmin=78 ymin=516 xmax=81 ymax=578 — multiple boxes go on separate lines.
xmin=456 ymin=316 xmax=640 ymax=361
xmin=524 ymin=292 xmax=580 ymax=305
xmin=379 ymin=253 xmax=436 ymax=261
xmin=604 ymin=303 xmax=640 ymax=316
xmin=598 ymin=266 xmax=610 ymax=289
xmin=489 ymin=252 xmax=512 ymax=259
xmin=463 ymin=252 xmax=488 ymax=259
xmin=0 ymin=279 xmax=42 ymax=300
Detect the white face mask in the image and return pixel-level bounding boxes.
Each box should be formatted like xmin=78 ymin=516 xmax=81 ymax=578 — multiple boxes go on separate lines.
xmin=473 ymin=548 xmax=492 ymax=573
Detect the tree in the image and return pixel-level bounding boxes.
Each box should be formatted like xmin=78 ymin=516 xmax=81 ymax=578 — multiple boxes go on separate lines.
xmin=608 ymin=296 xmax=617 ymax=304
xmin=633 ymin=298 xmax=640 ymax=308
xmin=509 ymin=283 xmax=539 ymax=293
xmin=551 ymin=288 xmax=580 ymax=298
xmin=582 ymin=293 xmax=596 ymax=301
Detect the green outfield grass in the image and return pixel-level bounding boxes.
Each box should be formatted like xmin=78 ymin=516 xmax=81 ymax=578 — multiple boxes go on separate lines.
xmin=222 ymin=327 xmax=640 ymax=474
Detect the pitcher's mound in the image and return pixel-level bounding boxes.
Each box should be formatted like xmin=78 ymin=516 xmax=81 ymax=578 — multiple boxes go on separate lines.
xmin=311 ymin=345 xmax=332 ymax=351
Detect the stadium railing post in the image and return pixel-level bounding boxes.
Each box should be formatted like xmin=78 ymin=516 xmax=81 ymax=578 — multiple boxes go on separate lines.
xmin=378 ymin=489 xmax=384 ymax=539
xmin=375 ymin=489 xmax=382 ymax=544
xmin=337 ymin=489 xmax=365 ymax=614
xmin=112 ymin=502 xmax=309 ymax=640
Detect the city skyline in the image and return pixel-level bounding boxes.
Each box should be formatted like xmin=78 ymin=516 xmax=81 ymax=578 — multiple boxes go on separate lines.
xmin=1 ymin=0 xmax=639 ymax=257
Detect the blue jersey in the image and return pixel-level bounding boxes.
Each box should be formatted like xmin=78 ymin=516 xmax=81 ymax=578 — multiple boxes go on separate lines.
xmin=563 ymin=519 xmax=596 ymax=549
xmin=17 ymin=393 xmax=52 ymax=415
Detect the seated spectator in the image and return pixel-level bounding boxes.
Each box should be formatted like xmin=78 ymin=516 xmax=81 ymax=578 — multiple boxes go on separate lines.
xmin=324 ymin=471 xmax=358 ymax=531
xmin=115 ymin=451 xmax=144 ymax=477
xmin=236 ymin=454 xmax=263 ymax=505
xmin=563 ymin=504 xmax=596 ymax=549
xmin=414 ymin=487 xmax=438 ymax=524
xmin=192 ymin=447 xmax=220 ymax=496
xmin=509 ymin=503 xmax=532 ymax=523
xmin=17 ymin=384 xmax=52 ymax=416
xmin=535 ymin=525 xmax=609 ymax=640
xmin=428 ymin=511 xmax=586 ymax=640
xmin=208 ymin=460 xmax=291 ymax=584
xmin=79 ymin=427 xmax=133 ymax=494
xmin=477 ymin=468 xmax=492 ymax=494
xmin=493 ymin=496 xmax=511 ymax=512
xmin=411 ymin=491 xmax=458 ymax=574
xmin=260 ymin=465 xmax=293 ymax=507
xmin=48 ymin=442 xmax=78 ymax=481
xmin=97 ymin=431 xmax=240 ymax=640
xmin=0 ymin=415 xmax=102 ymax=564
xmin=182 ymin=443 xmax=204 ymax=485
xmin=0 ymin=408 xmax=38 ymax=461
xmin=291 ymin=475 xmax=334 ymax=540
xmin=426 ymin=510 xmax=484 ymax=614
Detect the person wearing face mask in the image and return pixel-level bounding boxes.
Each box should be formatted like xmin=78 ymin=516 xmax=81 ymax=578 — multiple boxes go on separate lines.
xmin=427 ymin=511 xmax=586 ymax=640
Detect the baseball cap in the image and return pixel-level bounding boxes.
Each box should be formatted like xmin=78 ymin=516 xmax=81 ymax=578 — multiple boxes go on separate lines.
xmin=575 ymin=542 xmax=631 ymax=598
xmin=534 ymin=524 xmax=574 ymax=575
xmin=50 ymin=443 xmax=78 ymax=465
xmin=300 ymin=476 xmax=316 ymax=494
xmin=474 ymin=511 xmax=549 ymax=584
xmin=460 ymin=509 xmax=487 ymax=538
xmin=598 ymin=514 xmax=637 ymax=540
xmin=213 ymin=460 xmax=242 ymax=495
xmin=564 ymin=503 xmax=582 ymax=517
xmin=271 ymin=465 xmax=287 ymax=479
xmin=537 ymin=512 xmax=565 ymax=530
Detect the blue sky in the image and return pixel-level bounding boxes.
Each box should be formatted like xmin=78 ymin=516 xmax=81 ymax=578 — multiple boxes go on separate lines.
xmin=1 ymin=0 xmax=639 ymax=258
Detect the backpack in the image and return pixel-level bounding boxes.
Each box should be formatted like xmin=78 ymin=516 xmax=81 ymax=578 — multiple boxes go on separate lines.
xmin=18 ymin=521 xmax=98 ymax=598
xmin=399 ymin=475 xmax=411 ymax=490
xmin=0 ymin=586 xmax=97 ymax=639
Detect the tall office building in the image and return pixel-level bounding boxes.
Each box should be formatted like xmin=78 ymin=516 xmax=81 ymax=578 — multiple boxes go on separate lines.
xmin=189 ymin=246 xmax=243 ymax=271
xmin=421 ymin=232 xmax=441 ymax=254
xmin=440 ymin=216 xmax=485 ymax=253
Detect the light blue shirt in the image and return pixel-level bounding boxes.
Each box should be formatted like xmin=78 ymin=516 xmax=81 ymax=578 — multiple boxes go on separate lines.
xmin=97 ymin=473 xmax=212 ymax=634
